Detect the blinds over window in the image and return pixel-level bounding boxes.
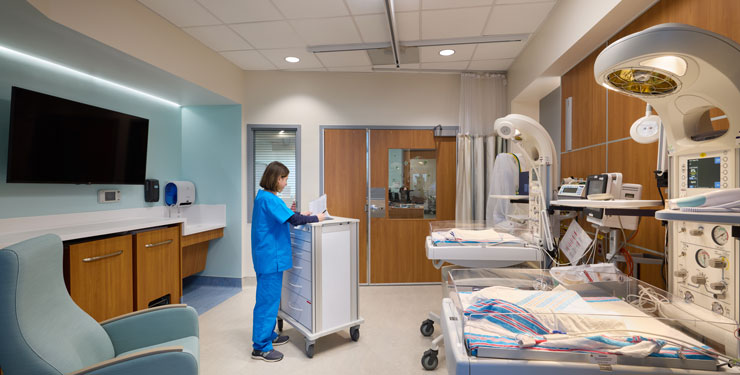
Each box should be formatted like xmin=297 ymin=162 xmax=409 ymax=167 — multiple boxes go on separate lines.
xmin=253 ymin=129 xmax=297 ymax=209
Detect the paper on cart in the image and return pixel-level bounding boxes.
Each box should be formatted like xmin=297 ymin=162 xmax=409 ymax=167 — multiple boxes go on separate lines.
xmin=309 ymin=194 xmax=332 ymax=219
xmin=560 ymin=219 xmax=591 ymax=264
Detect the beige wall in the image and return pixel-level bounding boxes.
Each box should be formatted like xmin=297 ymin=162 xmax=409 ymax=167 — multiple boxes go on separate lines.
xmin=241 ymin=71 xmax=460 ymax=277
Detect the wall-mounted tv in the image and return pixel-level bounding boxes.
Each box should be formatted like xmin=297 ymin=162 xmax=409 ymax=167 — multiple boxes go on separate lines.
xmin=6 ymin=86 xmax=149 ymax=184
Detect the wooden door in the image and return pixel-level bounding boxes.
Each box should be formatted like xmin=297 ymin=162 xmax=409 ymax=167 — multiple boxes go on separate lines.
xmin=324 ymin=129 xmax=368 ymax=283
xmin=133 ymin=226 xmax=181 ymax=309
xmin=67 ymin=235 xmax=134 ymax=321
xmin=370 ymin=130 xmax=456 ymax=283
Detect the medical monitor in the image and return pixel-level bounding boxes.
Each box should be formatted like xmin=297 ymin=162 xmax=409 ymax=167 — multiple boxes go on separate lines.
xmin=687 ymin=157 xmax=721 ymax=189
xmin=6 ymin=86 xmax=149 ymax=184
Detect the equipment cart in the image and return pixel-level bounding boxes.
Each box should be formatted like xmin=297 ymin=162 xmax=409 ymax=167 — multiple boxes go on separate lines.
xmin=278 ymin=217 xmax=364 ymax=357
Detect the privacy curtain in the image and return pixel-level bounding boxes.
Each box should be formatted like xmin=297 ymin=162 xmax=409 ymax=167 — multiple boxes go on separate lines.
xmin=455 ymin=73 xmax=508 ymax=222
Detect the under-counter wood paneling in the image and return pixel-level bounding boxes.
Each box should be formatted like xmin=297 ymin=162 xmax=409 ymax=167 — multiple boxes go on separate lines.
xmin=181 ymin=228 xmax=223 ymax=248
xmin=560 ymin=46 xmax=606 ymax=151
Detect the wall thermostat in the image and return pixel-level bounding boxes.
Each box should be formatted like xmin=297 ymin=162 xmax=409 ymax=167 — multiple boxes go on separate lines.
xmin=98 ymin=189 xmax=121 ymax=203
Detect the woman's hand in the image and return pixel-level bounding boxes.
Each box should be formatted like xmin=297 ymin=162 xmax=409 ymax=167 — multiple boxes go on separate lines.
xmin=317 ymin=213 xmax=326 ymax=221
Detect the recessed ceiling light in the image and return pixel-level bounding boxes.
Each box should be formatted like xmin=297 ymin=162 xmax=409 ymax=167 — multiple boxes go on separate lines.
xmin=285 ymin=56 xmax=300 ymax=63
xmin=439 ymin=49 xmax=455 ymax=56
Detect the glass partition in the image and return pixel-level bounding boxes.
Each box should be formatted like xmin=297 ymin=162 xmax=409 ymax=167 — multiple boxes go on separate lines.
xmin=388 ymin=148 xmax=436 ymax=219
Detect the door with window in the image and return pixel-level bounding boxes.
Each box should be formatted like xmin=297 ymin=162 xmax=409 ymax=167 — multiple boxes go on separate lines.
xmin=324 ymin=128 xmax=455 ymax=284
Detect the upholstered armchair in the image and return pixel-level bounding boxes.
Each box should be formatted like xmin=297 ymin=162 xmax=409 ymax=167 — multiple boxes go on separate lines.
xmin=0 ymin=234 xmax=199 ymax=374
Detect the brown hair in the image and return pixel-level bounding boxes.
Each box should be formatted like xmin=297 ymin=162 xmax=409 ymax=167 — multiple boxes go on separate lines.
xmin=260 ymin=161 xmax=289 ymax=192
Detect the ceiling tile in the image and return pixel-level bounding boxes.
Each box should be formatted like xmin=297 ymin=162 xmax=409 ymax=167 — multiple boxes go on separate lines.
xmin=420 ymin=61 xmax=470 ymax=70
xmin=484 ymin=2 xmax=555 ymax=34
xmin=138 ymin=0 xmax=220 ymax=27
xmin=284 ymin=68 xmax=328 ymax=72
xmin=419 ymin=44 xmax=476 ymax=63
xmin=230 ymin=21 xmax=305 ymax=49
xmin=396 ymin=12 xmax=420 ymax=41
xmin=184 ymin=25 xmax=253 ymax=51
xmin=395 ymin=0 xmax=421 ymax=12
xmin=345 ymin=0 xmax=385 ymax=15
xmin=421 ymin=8 xmax=490 ymax=39
xmin=220 ymin=50 xmax=276 ymax=70
xmin=421 ymin=0 xmax=493 ymax=10
xmin=354 ymin=14 xmax=391 ymax=43
xmin=315 ymin=51 xmax=372 ymax=67
xmin=374 ymin=63 xmax=421 ymax=69
xmin=196 ymin=0 xmax=283 ymax=23
xmin=260 ymin=48 xmax=325 ymax=69
xmin=472 ymin=40 xmax=525 ymax=59
xmin=467 ymin=58 xmax=513 ymax=70
xmin=271 ymin=0 xmax=349 ymax=19
xmin=495 ymin=0 xmax=554 ymax=4
xmin=328 ymin=66 xmax=374 ymax=72
xmin=290 ymin=17 xmax=362 ymax=45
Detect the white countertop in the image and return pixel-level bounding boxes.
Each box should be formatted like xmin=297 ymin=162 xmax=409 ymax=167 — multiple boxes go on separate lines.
xmin=0 ymin=205 xmax=226 ymax=248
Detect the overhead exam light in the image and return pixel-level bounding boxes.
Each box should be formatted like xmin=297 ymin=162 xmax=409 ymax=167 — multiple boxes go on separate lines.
xmin=594 ymin=23 xmax=740 ymax=153
xmin=494 ymin=113 xmax=558 ymax=188
xmin=630 ymin=103 xmax=661 ymax=144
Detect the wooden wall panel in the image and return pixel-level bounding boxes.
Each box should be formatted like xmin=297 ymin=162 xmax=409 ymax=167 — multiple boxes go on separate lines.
xmin=560 ymin=145 xmax=606 ymax=180
xmin=560 ymin=46 xmax=606 ymax=151
xmin=435 ymin=137 xmax=457 ymax=220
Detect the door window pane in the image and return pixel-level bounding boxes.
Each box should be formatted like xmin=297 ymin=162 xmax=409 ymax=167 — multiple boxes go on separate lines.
xmin=388 ymin=149 xmax=436 ymax=219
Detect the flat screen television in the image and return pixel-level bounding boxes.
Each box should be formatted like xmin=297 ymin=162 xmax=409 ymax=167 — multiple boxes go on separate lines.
xmin=6 ymin=86 xmax=149 ymax=184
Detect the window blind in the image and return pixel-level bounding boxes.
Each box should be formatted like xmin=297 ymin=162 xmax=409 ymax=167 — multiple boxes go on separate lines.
xmin=253 ymin=129 xmax=297 ymax=209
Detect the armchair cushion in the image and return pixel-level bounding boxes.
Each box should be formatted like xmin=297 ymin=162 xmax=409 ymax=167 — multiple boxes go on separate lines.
xmin=117 ymin=337 xmax=199 ymax=365
xmin=101 ymin=305 xmax=199 ymax=355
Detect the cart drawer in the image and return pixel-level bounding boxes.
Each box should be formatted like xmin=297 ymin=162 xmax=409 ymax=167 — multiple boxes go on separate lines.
xmin=281 ymin=288 xmax=312 ymax=331
xmin=290 ymin=253 xmax=312 ymax=281
xmin=284 ymin=270 xmax=312 ymax=301
xmin=291 ymin=237 xmax=312 ymax=254
xmin=290 ymin=228 xmax=312 ymax=242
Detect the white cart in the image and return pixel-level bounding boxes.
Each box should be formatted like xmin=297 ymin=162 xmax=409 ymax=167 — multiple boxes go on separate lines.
xmin=277 ymin=217 xmax=364 ymax=358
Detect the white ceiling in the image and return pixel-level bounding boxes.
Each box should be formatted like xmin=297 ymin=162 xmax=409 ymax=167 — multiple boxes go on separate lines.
xmin=138 ymin=0 xmax=556 ymax=73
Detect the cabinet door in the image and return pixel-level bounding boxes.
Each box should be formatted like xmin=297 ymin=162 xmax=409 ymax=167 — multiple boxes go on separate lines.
xmin=134 ymin=226 xmax=181 ymax=310
xmin=68 ymin=235 xmax=133 ymax=322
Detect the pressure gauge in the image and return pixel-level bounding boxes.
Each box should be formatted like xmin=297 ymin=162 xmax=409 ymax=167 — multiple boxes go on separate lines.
xmin=711 ymin=226 xmax=729 ymax=246
xmin=695 ymin=249 xmax=710 ymax=268
xmin=713 ymin=302 xmax=725 ymax=316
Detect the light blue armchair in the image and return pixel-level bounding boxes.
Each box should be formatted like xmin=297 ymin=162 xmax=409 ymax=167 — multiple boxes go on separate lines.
xmin=0 ymin=234 xmax=199 ymax=374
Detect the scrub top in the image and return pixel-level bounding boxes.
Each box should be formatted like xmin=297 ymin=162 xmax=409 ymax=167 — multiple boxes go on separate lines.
xmin=251 ymin=189 xmax=295 ymax=274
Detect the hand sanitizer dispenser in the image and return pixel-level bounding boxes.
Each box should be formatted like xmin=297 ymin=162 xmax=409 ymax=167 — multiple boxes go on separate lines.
xmin=164 ymin=181 xmax=195 ymax=206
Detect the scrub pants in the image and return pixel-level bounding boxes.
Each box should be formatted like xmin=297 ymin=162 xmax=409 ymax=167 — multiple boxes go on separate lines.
xmin=252 ymin=271 xmax=283 ymax=351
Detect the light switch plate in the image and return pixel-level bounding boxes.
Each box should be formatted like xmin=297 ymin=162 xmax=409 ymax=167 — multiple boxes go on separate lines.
xmin=98 ymin=189 xmax=120 ymax=203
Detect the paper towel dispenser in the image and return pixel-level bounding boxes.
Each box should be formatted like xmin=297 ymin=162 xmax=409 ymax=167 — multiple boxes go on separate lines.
xmin=164 ymin=181 xmax=195 ymax=206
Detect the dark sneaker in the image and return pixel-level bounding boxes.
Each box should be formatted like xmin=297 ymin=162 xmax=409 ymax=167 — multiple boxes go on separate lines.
xmin=272 ymin=335 xmax=290 ymax=346
xmin=251 ymin=349 xmax=283 ymax=362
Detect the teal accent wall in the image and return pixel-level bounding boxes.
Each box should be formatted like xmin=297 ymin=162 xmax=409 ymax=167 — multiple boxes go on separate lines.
xmin=181 ymin=106 xmax=242 ymax=278
xmin=0 ymin=50 xmax=182 ymax=218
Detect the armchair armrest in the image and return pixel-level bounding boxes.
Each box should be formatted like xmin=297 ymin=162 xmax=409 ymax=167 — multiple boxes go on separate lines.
xmin=101 ymin=304 xmax=198 ymax=355
xmin=67 ymin=346 xmax=197 ymax=375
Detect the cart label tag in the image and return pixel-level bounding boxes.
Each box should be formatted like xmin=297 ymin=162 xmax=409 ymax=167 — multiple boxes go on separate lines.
xmin=561 ymin=219 xmax=591 ymax=264
xmin=588 ymin=353 xmax=617 ymax=365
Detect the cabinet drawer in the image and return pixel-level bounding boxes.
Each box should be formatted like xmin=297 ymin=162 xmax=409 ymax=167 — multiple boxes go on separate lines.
xmin=68 ymin=235 xmax=133 ymax=322
xmin=281 ymin=288 xmax=312 ymax=331
xmin=290 ymin=253 xmax=312 ymax=281
xmin=134 ymin=226 xmax=180 ymax=310
xmin=290 ymin=228 xmax=312 ymax=242
xmin=284 ymin=270 xmax=312 ymax=301
xmin=290 ymin=237 xmax=312 ymax=254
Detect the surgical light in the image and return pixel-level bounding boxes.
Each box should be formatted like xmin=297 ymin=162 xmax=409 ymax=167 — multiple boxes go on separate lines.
xmin=0 ymin=44 xmax=180 ymax=107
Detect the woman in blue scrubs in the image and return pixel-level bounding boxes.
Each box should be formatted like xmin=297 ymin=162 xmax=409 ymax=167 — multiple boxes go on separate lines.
xmin=251 ymin=161 xmax=324 ymax=362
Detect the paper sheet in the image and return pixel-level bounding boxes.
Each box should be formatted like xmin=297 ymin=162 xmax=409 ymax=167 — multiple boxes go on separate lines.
xmin=309 ymin=194 xmax=332 ymax=219
xmin=560 ymin=219 xmax=592 ymax=264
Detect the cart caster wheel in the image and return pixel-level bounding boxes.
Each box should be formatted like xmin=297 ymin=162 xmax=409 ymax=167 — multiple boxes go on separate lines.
xmin=277 ymin=318 xmax=283 ymax=332
xmin=350 ymin=326 xmax=360 ymax=342
xmin=305 ymin=342 xmax=315 ymax=358
xmin=420 ymin=319 xmax=434 ymax=337
xmin=421 ymin=349 xmax=438 ymax=370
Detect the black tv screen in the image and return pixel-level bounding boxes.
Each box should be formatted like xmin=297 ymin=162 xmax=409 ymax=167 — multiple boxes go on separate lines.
xmin=7 ymin=86 xmax=149 ymax=184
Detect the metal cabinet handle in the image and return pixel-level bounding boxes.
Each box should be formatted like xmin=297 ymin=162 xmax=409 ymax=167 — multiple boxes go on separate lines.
xmin=83 ymin=250 xmax=123 ymax=263
xmin=293 ymin=265 xmax=303 ymax=270
xmin=288 ymin=304 xmax=303 ymax=312
xmin=289 ymin=282 xmax=302 ymax=288
xmin=145 ymin=239 xmax=173 ymax=248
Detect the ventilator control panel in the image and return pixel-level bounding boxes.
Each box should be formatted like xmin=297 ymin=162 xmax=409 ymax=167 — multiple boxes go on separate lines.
xmin=676 ymin=150 xmax=735 ymax=198
xmin=672 ymin=221 xmax=738 ymax=320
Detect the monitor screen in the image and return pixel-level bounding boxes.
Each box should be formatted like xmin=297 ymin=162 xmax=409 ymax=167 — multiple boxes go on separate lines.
xmin=687 ymin=157 xmax=721 ymax=189
xmin=7 ymin=87 xmax=149 ymax=184
xmin=587 ymin=178 xmax=605 ymax=196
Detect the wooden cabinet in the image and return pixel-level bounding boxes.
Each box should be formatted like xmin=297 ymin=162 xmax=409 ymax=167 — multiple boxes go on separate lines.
xmin=67 ymin=235 xmax=134 ymax=322
xmin=133 ymin=226 xmax=181 ymax=310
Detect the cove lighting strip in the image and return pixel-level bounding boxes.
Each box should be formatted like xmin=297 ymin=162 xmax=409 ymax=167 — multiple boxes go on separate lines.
xmin=0 ymin=44 xmax=181 ymax=107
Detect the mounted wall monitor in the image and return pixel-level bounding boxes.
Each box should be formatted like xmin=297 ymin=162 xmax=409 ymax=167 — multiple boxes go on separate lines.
xmin=6 ymin=86 xmax=149 ymax=184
